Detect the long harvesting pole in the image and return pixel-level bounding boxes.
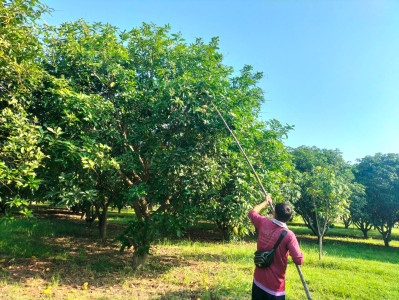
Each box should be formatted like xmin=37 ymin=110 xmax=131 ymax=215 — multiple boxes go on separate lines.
xmin=296 ymin=264 xmax=312 ymax=300
xmin=210 ymin=102 xmax=272 ymax=210
xmin=210 ymin=101 xmax=312 ymax=300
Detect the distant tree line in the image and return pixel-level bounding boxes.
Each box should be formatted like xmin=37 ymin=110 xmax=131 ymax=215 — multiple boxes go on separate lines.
xmin=289 ymin=146 xmax=399 ymax=255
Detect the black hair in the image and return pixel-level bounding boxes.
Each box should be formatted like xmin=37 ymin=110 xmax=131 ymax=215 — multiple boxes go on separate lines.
xmin=275 ymin=202 xmax=292 ymax=223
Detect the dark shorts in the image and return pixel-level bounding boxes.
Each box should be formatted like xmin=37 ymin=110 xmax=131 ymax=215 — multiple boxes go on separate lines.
xmin=252 ymin=282 xmax=285 ymax=300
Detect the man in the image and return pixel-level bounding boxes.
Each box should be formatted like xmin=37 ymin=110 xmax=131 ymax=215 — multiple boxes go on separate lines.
xmin=248 ymin=195 xmax=304 ymax=300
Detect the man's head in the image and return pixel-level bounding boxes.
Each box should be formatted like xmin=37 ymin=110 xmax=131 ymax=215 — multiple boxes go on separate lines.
xmin=274 ymin=202 xmax=292 ymax=223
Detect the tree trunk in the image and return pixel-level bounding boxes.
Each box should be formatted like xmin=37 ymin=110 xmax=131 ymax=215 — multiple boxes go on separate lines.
xmin=344 ymin=220 xmax=351 ymax=229
xmin=382 ymin=231 xmax=390 ymax=247
xmin=342 ymin=216 xmax=351 ymax=229
xmin=221 ymin=226 xmax=229 ymax=241
xmin=217 ymin=223 xmax=229 ymax=240
xmin=85 ymin=204 xmax=98 ymax=226
xmin=215 ymin=219 xmax=230 ymax=241
xmin=318 ymin=235 xmax=323 ymax=260
xmin=354 ymin=221 xmax=371 ymax=239
xmin=129 ymin=196 xmax=152 ymax=269
xmin=132 ymin=251 xmax=148 ymax=269
xmin=303 ymin=216 xmax=318 ymax=236
xmin=99 ymin=202 xmax=109 ymax=240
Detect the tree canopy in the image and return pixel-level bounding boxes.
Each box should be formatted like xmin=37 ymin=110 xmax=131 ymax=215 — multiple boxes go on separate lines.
xmin=19 ymin=18 xmax=296 ymax=266
xmin=0 ymin=0 xmax=48 ymax=218
xmin=290 ymin=146 xmax=353 ymax=259
xmin=354 ymin=153 xmax=399 ymax=246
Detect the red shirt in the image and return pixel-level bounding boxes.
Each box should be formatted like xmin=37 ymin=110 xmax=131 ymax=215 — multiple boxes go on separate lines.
xmin=248 ymin=210 xmax=304 ymax=296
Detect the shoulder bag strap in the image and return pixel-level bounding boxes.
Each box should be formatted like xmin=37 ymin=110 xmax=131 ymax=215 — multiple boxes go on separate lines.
xmin=272 ymin=230 xmax=287 ymax=251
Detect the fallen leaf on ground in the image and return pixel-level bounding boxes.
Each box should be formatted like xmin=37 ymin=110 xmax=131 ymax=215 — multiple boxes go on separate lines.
xmin=82 ymin=282 xmax=89 ymax=290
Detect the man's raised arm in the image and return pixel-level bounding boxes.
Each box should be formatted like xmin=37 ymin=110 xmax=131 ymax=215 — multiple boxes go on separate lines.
xmin=251 ymin=194 xmax=272 ymax=213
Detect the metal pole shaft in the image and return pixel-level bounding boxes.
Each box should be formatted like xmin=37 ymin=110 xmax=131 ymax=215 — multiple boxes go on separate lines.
xmin=210 ymin=102 xmax=272 ymax=210
xmin=296 ymin=264 xmax=312 ymax=300
xmin=211 ymin=101 xmax=312 ymax=300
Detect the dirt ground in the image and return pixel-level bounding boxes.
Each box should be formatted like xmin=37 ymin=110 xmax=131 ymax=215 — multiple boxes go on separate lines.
xmin=0 ymin=207 xmax=228 ymax=300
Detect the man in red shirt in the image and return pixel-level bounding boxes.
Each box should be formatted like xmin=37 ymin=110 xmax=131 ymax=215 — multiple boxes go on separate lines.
xmin=248 ymin=195 xmax=304 ymax=300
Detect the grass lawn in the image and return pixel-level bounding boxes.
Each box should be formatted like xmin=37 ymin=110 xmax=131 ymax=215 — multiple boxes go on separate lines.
xmin=0 ymin=206 xmax=398 ymax=299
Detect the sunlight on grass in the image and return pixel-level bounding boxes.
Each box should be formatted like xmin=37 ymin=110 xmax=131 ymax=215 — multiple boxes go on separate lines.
xmin=1 ymin=208 xmax=399 ymax=299
xmin=153 ymin=236 xmax=399 ymax=300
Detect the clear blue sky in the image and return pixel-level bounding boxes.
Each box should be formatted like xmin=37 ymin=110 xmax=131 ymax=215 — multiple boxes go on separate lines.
xmin=43 ymin=0 xmax=399 ymax=163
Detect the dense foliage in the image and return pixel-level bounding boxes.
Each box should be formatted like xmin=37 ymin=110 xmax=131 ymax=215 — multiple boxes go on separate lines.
xmin=354 ymin=153 xmax=399 ymax=246
xmin=290 ymin=146 xmax=353 ymax=259
xmin=24 ymin=16 xmax=295 ymax=266
xmin=0 ymin=0 xmax=48 ymax=219
xmin=348 ymin=182 xmax=372 ymax=238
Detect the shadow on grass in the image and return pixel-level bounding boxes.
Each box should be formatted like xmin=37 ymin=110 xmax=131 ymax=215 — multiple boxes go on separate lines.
xmin=0 ymin=208 xmax=184 ymax=289
xmin=164 ymin=234 xmax=399 ymax=267
xmin=1 ymin=206 xmax=398 ymax=293
xmin=0 ymin=249 xmax=185 ymax=288
xmin=289 ymin=222 xmax=399 ymax=242
xmin=297 ymin=235 xmax=399 ymax=264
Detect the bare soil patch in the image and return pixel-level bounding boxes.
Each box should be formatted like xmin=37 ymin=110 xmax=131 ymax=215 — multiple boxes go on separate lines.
xmin=0 ymin=207 xmax=227 ymax=299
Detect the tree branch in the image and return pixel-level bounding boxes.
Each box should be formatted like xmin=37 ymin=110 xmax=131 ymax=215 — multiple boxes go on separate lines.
xmin=118 ymin=170 xmax=134 ymax=186
xmin=155 ymin=195 xmax=172 ymax=214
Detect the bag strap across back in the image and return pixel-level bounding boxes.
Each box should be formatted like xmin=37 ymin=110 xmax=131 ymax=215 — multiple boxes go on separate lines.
xmin=272 ymin=230 xmax=287 ymax=251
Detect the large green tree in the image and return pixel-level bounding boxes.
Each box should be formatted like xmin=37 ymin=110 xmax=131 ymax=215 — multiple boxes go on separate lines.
xmin=0 ymin=0 xmax=48 ymax=218
xmin=354 ymin=153 xmax=399 ymax=246
xmin=305 ymin=166 xmax=351 ymax=259
xmin=32 ymin=21 xmax=125 ymax=239
xmin=348 ymin=183 xmax=372 ymax=239
xmin=291 ymin=146 xmax=352 ymax=259
xmin=35 ymin=20 xmax=288 ymax=267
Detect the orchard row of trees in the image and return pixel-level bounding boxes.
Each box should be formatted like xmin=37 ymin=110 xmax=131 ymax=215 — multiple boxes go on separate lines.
xmin=1 ymin=1 xmax=398 ymax=266
xmin=290 ymin=147 xmax=399 ymax=259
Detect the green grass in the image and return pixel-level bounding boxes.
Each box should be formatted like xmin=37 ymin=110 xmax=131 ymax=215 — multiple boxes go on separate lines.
xmin=152 ymin=237 xmax=399 ymax=300
xmin=0 ymin=207 xmax=398 ymax=299
xmin=107 ymin=209 xmax=136 ymax=225
xmin=289 ymin=218 xmax=399 ymax=244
